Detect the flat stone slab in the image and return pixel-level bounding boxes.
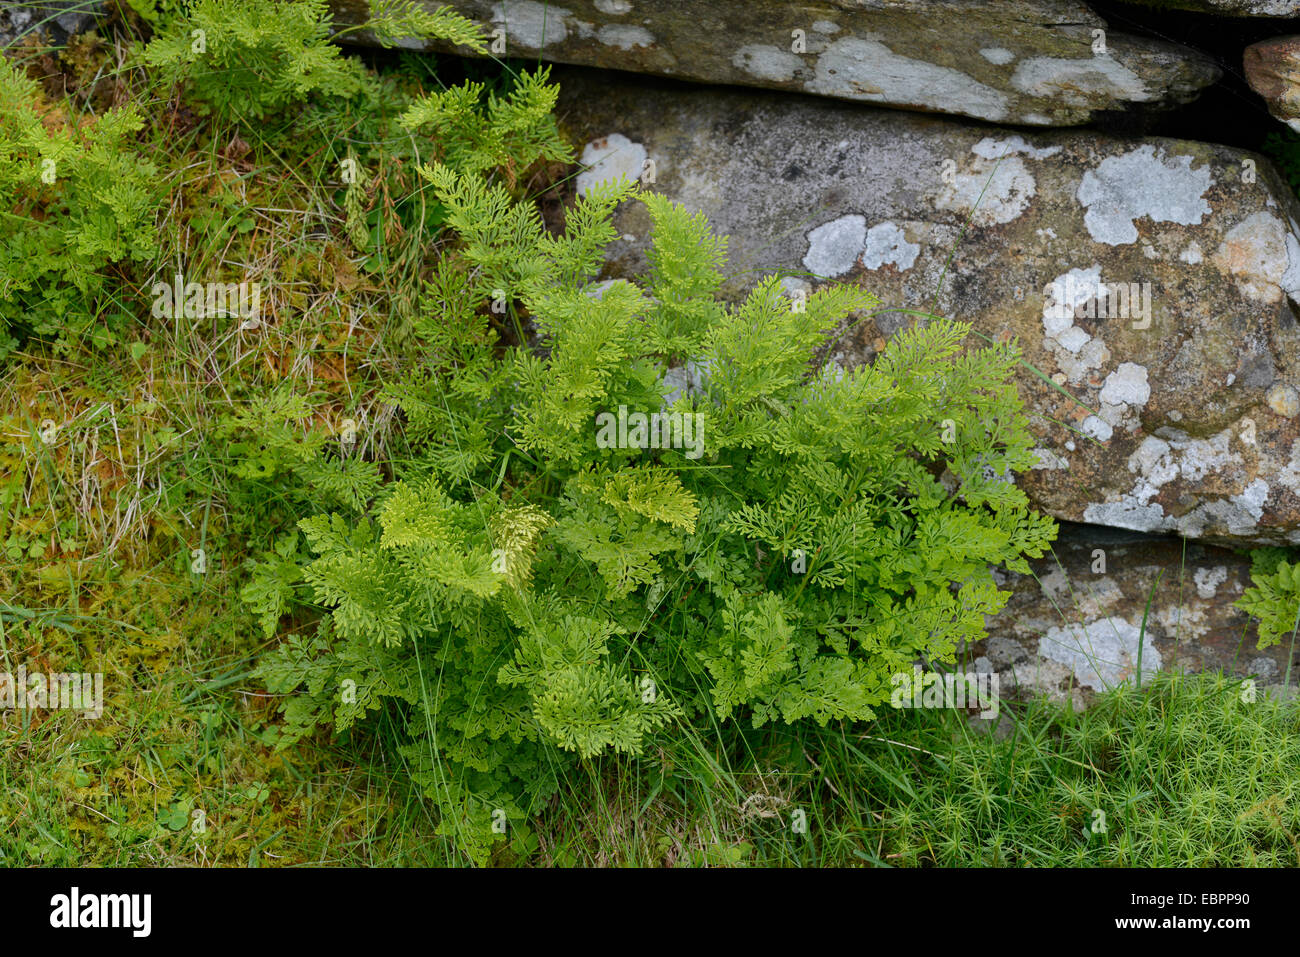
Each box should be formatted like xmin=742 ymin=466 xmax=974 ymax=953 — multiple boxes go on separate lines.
xmin=328 ymin=0 xmax=1220 ymax=126
xmin=556 ymin=67 xmax=1300 ymax=544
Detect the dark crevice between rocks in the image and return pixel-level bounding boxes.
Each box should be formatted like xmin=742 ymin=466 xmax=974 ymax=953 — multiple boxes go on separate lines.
xmin=1055 ymin=519 xmax=1186 ymax=548
xmin=1088 ymin=0 xmax=1299 ymax=150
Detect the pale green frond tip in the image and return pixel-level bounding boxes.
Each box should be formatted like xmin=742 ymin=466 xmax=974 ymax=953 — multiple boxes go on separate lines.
xmin=365 ymin=1 xmax=487 ymax=52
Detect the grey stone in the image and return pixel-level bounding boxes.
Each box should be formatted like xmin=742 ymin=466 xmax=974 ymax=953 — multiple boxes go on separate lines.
xmin=328 ymin=0 xmax=1220 ymax=126
xmin=977 ymin=523 xmax=1297 ymax=706
xmin=0 ymin=3 xmax=102 ymax=49
xmin=556 ymin=67 xmax=1300 ymax=544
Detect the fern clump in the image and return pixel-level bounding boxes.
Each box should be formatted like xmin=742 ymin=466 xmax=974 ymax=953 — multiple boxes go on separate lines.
xmin=143 ymin=0 xmax=484 ymax=121
xmin=398 ymin=66 xmax=570 ymax=181
xmin=0 ymin=59 xmax=161 ymax=359
xmin=143 ymin=0 xmax=363 ymax=119
xmin=1236 ymin=549 xmax=1300 ymax=650
xmin=255 ymin=81 xmax=1056 ymax=862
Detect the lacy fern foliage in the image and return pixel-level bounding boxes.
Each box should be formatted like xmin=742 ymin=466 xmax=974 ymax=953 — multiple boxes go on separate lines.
xmin=254 ymin=76 xmax=1056 ymax=863
xmin=0 ymin=60 xmax=160 ymax=358
xmin=1236 ymin=549 xmax=1300 ymax=650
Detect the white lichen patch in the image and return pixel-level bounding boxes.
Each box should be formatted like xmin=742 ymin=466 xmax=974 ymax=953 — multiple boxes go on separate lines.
xmin=1083 ymin=495 xmax=1161 ymax=531
xmin=1052 ymin=576 xmax=1125 ymax=621
xmin=1193 ymin=565 xmax=1228 ymax=599
xmin=491 ymin=1 xmax=570 ymax=47
xmin=731 ymin=44 xmax=804 ymax=83
xmin=1280 ymin=439 xmax=1300 ymax=493
xmin=1072 ymin=362 xmax=1150 ymax=439
xmin=1180 ymin=241 xmax=1203 ymax=265
xmin=861 ymin=221 xmax=919 ymax=271
xmin=576 ymin=133 xmax=647 ymax=198
xmin=1099 ymin=362 xmax=1151 ymax=408
xmin=1170 ymin=484 xmax=1271 ymax=539
xmin=1040 ymin=265 xmax=1111 ymax=383
xmin=1082 ymin=426 xmax=1271 ymax=537
xmin=971 ymin=135 xmax=1061 ymax=161
xmin=1032 ymin=447 xmax=1070 ymax=470
xmin=1081 ymin=415 xmax=1114 ymax=443
xmin=1156 ymin=603 xmax=1209 ymax=641
xmin=1038 ymin=616 xmax=1162 ymax=690
xmin=979 ymin=47 xmax=1016 ymax=66
xmin=597 ymin=23 xmax=653 ymax=49
xmin=803 ymin=214 xmax=866 ymax=278
xmin=930 ymin=154 xmax=1036 ymax=226
xmin=1235 ymin=478 xmax=1270 ymax=523
xmin=1042 ymin=265 xmax=1098 ymax=344
xmin=1076 ymin=145 xmax=1213 ymax=246
xmin=1011 ymin=53 xmax=1149 ymax=107
xmin=1065 ymin=339 xmax=1110 ymax=382
xmin=807 ymin=37 xmax=1008 ymax=122
xmin=812 ymin=20 xmax=840 ymax=34
xmin=1086 ymin=579 xmax=1126 ymax=619
xmin=594 ymin=0 xmax=632 ymax=13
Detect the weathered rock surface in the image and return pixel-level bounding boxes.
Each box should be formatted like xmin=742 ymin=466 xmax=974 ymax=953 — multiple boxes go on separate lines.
xmin=974 ymin=523 xmax=1295 ymax=708
xmin=329 ymin=0 xmax=1220 ymax=126
xmin=556 ymin=67 xmax=1300 ymax=545
xmin=0 ymin=2 xmax=100 ymax=49
xmin=1245 ymin=35 xmax=1300 ymax=132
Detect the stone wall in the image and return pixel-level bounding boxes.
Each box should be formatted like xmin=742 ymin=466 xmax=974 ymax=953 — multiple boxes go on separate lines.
xmin=9 ymin=0 xmax=1300 ymax=701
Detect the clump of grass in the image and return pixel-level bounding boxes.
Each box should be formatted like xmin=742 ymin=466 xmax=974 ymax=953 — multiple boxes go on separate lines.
xmin=520 ymin=671 xmax=1299 ymax=867
xmin=797 ymin=671 xmax=1298 ymax=867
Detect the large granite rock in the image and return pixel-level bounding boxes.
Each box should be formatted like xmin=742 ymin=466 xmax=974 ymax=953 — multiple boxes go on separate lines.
xmin=556 ymin=67 xmax=1300 ymax=545
xmin=976 ymin=524 xmax=1294 ymax=709
xmin=328 ymin=0 xmax=1220 ymax=126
